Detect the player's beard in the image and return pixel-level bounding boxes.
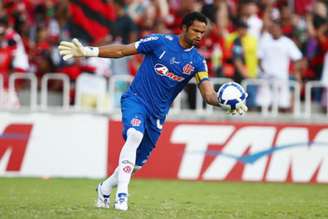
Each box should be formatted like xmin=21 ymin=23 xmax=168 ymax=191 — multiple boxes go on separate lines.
xmin=182 ymin=33 xmax=200 ymax=48
xmin=186 ymin=37 xmax=200 ymax=48
xmin=182 ymin=34 xmax=193 ymax=48
xmin=188 ymin=34 xmax=201 ymax=47
xmin=192 ymin=39 xmax=201 ymax=47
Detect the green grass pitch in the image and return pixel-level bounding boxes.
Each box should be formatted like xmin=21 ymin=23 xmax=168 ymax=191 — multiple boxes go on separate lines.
xmin=0 ymin=178 xmax=327 ymax=219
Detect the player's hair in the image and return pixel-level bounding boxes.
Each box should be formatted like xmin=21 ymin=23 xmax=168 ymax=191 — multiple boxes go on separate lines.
xmin=182 ymin=12 xmax=208 ymax=29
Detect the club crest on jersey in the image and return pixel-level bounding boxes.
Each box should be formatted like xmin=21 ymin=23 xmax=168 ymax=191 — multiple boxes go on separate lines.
xmin=131 ymin=118 xmax=141 ymax=127
xmin=154 ymin=63 xmax=184 ymax=82
xmin=182 ymin=63 xmax=194 ymax=75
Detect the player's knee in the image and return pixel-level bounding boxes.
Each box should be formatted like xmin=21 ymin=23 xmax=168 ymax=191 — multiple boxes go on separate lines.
xmin=126 ymin=128 xmax=143 ymax=145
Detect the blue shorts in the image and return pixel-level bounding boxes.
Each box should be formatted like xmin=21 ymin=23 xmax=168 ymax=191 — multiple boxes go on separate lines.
xmin=120 ymin=93 xmax=164 ymax=167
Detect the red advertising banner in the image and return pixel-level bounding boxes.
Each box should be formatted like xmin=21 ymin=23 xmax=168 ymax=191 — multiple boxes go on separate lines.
xmin=107 ymin=120 xmax=328 ymax=183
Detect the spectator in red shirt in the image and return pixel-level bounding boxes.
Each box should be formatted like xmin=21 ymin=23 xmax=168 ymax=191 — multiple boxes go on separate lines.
xmin=0 ymin=16 xmax=29 ymax=87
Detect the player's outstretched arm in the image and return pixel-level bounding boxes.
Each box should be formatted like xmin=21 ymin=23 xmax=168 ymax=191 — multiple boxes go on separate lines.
xmin=58 ymin=38 xmax=138 ymax=61
xmin=98 ymin=43 xmax=138 ymax=58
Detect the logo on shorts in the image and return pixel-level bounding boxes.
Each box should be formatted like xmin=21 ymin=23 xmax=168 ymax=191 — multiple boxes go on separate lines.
xmin=182 ymin=63 xmax=194 ymax=75
xmin=123 ymin=165 xmax=132 ymax=173
xmin=131 ymin=118 xmax=141 ymax=127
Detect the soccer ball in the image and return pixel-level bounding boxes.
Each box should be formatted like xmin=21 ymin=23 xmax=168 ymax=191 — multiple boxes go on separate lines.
xmin=217 ymin=82 xmax=247 ymax=110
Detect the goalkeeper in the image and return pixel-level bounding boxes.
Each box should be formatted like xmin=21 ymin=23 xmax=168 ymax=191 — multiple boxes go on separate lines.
xmin=58 ymin=12 xmax=247 ymax=211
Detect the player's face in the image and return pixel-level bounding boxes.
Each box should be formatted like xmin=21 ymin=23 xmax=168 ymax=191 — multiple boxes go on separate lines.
xmin=184 ymin=20 xmax=207 ymax=47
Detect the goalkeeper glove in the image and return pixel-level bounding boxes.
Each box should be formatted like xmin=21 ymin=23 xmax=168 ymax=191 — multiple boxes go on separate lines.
xmin=58 ymin=38 xmax=99 ymax=61
xmin=225 ymin=98 xmax=248 ymax=116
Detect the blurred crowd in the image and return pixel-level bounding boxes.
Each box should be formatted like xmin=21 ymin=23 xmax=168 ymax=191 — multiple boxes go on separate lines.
xmin=0 ymin=0 xmax=327 ymax=111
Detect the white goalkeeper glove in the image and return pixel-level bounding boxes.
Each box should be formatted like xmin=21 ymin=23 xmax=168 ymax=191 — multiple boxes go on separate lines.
xmin=58 ymin=38 xmax=99 ymax=61
xmin=226 ymin=102 xmax=248 ymax=115
xmin=225 ymin=98 xmax=248 ymax=116
xmin=218 ymin=93 xmax=248 ymax=116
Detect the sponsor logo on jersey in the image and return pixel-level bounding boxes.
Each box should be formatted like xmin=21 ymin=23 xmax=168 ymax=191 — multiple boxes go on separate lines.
xmin=154 ymin=63 xmax=184 ymax=82
xmin=131 ymin=118 xmax=141 ymax=127
xmin=182 ymin=63 xmax=194 ymax=75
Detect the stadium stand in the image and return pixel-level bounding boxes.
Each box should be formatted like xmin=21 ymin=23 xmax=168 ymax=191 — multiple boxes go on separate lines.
xmin=0 ymin=0 xmax=327 ymax=121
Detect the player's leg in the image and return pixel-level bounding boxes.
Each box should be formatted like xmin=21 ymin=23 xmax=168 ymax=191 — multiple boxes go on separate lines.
xmin=101 ymin=167 xmax=119 ymax=194
xmin=114 ymin=120 xmax=162 ymax=210
xmin=98 ymin=162 xmax=143 ymax=209
xmin=98 ymin=128 xmax=143 ymax=210
xmin=96 ymin=95 xmax=146 ymax=210
xmin=132 ymin=117 xmax=164 ymax=171
xmin=96 ymin=167 xmax=119 ymax=208
xmin=134 ymin=130 xmax=158 ymax=169
xmin=114 ymin=95 xmax=147 ymax=211
xmin=114 ymin=117 xmax=162 ymax=211
xmin=114 ymin=127 xmax=143 ymax=211
xmin=97 ymin=132 xmax=144 ymax=209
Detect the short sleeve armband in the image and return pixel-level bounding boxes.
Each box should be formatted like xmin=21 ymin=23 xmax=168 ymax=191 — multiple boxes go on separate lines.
xmin=195 ymin=71 xmax=209 ymax=84
xmin=195 ymin=58 xmax=209 ymax=85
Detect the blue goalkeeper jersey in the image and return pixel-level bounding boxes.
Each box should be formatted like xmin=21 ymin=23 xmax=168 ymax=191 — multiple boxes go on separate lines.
xmin=127 ymin=34 xmax=209 ymax=118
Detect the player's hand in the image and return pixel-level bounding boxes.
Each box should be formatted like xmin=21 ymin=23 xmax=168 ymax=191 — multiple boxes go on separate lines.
xmin=58 ymin=38 xmax=99 ymax=61
xmin=225 ymin=98 xmax=248 ymax=116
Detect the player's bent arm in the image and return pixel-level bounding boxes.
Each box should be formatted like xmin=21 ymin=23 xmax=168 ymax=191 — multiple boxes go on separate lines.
xmin=198 ymin=78 xmax=248 ymax=115
xmin=198 ymin=80 xmax=220 ymax=107
xmin=98 ymin=43 xmax=138 ymax=58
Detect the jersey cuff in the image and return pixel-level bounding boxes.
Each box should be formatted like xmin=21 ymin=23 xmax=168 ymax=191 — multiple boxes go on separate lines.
xmin=197 ymin=78 xmax=209 ymax=85
xmin=195 ymin=71 xmax=209 ymax=84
